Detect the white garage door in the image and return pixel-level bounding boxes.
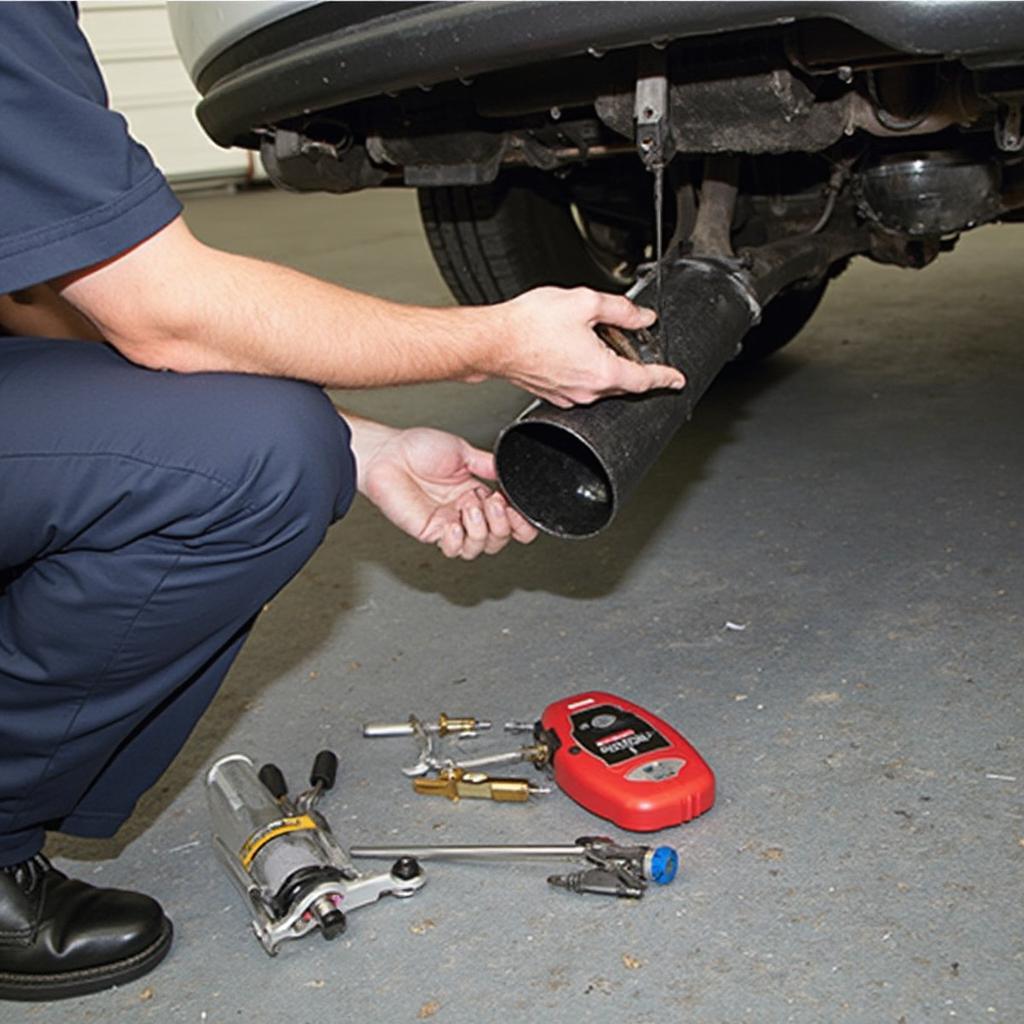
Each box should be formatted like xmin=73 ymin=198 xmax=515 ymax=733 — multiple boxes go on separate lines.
xmin=78 ymin=0 xmax=256 ymax=187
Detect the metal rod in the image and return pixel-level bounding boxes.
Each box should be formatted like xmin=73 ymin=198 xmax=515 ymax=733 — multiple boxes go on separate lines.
xmin=350 ymin=844 xmax=587 ymax=861
xmin=362 ymin=722 xmax=416 ymax=738
xmin=449 ymin=749 xmax=534 ymax=771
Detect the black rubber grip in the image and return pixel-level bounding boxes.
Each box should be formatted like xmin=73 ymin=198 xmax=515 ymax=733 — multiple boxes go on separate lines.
xmin=310 ymin=750 xmax=338 ymax=790
xmin=258 ymin=763 xmax=289 ymax=800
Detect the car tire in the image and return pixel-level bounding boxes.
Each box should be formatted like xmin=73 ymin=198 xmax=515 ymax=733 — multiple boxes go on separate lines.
xmin=731 ymin=279 xmax=829 ymax=365
xmin=419 ymin=174 xmax=832 ymax=364
xmin=417 ymin=174 xmax=628 ymax=305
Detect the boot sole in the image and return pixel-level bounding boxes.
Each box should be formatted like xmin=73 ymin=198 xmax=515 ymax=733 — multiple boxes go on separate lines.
xmin=0 ymin=915 xmax=173 ymax=1001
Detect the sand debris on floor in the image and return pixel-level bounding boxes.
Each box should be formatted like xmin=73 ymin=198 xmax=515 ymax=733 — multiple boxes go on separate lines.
xmin=806 ymin=691 xmax=842 ymax=705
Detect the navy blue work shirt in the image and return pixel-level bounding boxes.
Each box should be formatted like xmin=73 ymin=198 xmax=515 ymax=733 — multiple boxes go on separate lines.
xmin=0 ymin=1 xmax=182 ymax=295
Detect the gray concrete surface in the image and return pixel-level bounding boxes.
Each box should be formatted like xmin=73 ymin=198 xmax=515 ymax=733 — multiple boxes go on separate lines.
xmin=13 ymin=187 xmax=1022 ymax=1023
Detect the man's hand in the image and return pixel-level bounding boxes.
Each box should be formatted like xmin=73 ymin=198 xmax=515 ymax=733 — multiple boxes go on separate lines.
xmin=492 ymin=287 xmax=686 ymax=408
xmin=0 ymin=284 xmax=104 ymax=342
xmin=345 ymin=413 xmax=538 ymax=559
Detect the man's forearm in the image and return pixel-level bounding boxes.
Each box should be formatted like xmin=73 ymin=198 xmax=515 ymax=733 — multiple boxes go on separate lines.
xmin=58 ymin=218 xmax=497 ymax=388
xmin=58 ymin=214 xmax=684 ymax=406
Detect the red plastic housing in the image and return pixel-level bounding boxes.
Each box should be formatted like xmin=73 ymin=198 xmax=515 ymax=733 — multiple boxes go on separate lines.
xmin=540 ymin=691 xmax=715 ymax=832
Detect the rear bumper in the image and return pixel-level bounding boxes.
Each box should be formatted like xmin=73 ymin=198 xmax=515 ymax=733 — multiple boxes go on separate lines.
xmin=194 ymin=0 xmax=1024 ymax=148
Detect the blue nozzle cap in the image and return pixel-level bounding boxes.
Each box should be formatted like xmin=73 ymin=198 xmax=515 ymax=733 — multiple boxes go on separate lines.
xmin=646 ymin=845 xmax=679 ymax=885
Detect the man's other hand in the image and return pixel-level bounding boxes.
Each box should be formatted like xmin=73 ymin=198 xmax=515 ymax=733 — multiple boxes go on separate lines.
xmin=345 ymin=414 xmax=538 ymax=559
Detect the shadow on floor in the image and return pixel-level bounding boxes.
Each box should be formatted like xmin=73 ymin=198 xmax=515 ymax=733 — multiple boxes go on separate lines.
xmin=47 ymin=353 xmax=797 ymax=861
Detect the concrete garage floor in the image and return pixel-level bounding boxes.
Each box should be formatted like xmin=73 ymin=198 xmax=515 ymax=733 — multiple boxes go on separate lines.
xmin=13 ymin=186 xmax=1022 ymax=1023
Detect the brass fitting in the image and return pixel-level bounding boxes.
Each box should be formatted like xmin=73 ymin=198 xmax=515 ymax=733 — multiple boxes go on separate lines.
xmin=412 ymin=768 xmax=547 ymax=802
xmin=434 ymin=714 xmax=484 ymax=736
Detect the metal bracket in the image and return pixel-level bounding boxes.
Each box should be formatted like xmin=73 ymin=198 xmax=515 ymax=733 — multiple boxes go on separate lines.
xmin=635 ymin=50 xmax=674 ymax=315
xmin=995 ymin=101 xmax=1024 ymax=152
xmin=634 ymin=52 xmax=672 ymax=171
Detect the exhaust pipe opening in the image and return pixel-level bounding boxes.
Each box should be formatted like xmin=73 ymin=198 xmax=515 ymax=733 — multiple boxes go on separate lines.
xmin=496 ymin=421 xmax=613 ymax=539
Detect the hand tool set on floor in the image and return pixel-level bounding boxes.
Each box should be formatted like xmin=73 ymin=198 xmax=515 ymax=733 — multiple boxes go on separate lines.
xmin=363 ymin=690 xmax=715 ymax=830
xmin=207 ymin=690 xmax=712 ymax=953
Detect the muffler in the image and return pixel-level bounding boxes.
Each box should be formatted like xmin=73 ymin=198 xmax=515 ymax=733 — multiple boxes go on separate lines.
xmin=495 ymin=226 xmax=866 ymax=538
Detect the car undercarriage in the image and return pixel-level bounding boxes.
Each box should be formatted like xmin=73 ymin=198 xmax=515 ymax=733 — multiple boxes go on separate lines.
xmin=174 ymin=0 xmax=1024 ymax=533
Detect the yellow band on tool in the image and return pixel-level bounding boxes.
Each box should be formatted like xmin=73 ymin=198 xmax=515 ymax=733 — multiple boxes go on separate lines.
xmin=239 ymin=814 xmax=318 ymax=869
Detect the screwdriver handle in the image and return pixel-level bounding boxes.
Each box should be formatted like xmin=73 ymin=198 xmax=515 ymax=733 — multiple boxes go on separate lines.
xmin=258 ymin=763 xmax=289 ymax=800
xmin=310 ymin=750 xmax=338 ymax=790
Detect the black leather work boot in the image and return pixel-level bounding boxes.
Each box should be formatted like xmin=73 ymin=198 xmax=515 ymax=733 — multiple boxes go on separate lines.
xmin=0 ymin=854 xmax=172 ymax=1001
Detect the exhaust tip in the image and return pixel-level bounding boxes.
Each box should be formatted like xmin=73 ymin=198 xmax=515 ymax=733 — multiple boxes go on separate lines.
xmin=496 ymin=421 xmax=615 ymax=539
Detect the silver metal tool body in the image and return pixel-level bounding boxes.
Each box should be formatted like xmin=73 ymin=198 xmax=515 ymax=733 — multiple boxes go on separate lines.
xmin=445 ymin=744 xmax=549 ymax=772
xmin=352 ymin=842 xmax=598 ymax=860
xmin=207 ymin=753 xmax=424 ymax=955
xmin=433 ymin=719 xmax=551 ymax=774
xmin=350 ymin=836 xmax=679 ymax=898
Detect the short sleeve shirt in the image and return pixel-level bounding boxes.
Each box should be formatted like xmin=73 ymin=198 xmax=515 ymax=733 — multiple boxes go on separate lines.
xmin=0 ymin=1 xmax=182 ymax=294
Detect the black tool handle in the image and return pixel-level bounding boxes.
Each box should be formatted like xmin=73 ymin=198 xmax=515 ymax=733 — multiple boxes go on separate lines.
xmin=259 ymin=763 xmax=289 ymax=800
xmin=310 ymin=750 xmax=338 ymax=791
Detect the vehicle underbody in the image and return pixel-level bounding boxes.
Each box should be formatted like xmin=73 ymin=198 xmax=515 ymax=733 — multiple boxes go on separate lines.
xmin=185 ymin=4 xmax=1024 ymax=533
xmin=251 ymin=16 xmax=1024 ymax=285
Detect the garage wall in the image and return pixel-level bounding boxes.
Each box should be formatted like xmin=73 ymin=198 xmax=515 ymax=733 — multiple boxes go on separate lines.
xmin=78 ymin=0 xmax=256 ymax=187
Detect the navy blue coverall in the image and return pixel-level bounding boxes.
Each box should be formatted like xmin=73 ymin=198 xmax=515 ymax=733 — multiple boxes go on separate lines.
xmin=0 ymin=3 xmax=355 ymax=865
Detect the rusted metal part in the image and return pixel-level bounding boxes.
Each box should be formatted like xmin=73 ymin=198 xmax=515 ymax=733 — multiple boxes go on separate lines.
xmin=689 ymin=156 xmax=740 ymax=259
xmin=594 ymin=323 xmax=665 ymax=365
xmin=597 ymin=69 xmax=853 ymax=155
xmin=847 ymin=79 xmax=987 ymax=138
xmin=742 ymin=225 xmax=868 ymax=303
xmin=999 ymin=162 xmax=1024 ymax=212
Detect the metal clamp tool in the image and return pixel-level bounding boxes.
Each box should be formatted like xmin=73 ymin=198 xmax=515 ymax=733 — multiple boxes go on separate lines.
xmin=350 ymin=835 xmax=679 ymax=899
xmin=364 ymin=710 xmax=551 ymax=801
xmin=206 ymin=750 xmax=425 ymax=955
xmin=362 ymin=713 xmax=492 ymax=776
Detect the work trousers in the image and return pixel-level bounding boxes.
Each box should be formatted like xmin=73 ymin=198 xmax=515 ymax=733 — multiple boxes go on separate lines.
xmin=0 ymin=337 xmax=355 ymax=866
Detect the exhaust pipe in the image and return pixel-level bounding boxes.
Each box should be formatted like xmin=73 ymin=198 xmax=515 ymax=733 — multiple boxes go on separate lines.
xmin=495 ymin=228 xmax=866 ymax=539
xmin=495 ymin=260 xmax=759 ymax=539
